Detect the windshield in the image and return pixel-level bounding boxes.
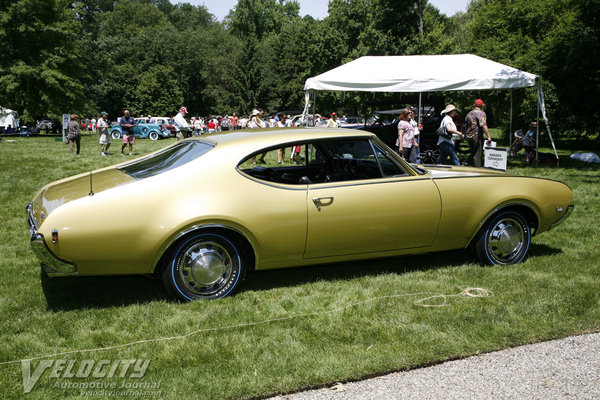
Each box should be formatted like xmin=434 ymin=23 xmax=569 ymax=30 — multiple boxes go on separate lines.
xmin=119 ymin=141 xmax=214 ymax=179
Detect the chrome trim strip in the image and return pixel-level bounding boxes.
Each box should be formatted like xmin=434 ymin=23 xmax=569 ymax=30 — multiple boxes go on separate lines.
xmin=550 ymin=204 xmax=574 ymax=229
xmin=238 ymin=168 xmax=430 ymax=191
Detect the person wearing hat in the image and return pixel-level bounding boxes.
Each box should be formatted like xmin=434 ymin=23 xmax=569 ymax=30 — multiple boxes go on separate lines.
xmin=326 ymin=112 xmax=339 ymax=128
xmin=97 ymin=111 xmax=111 ymax=156
xmin=248 ymin=108 xmax=265 ymax=129
xmin=437 ymin=104 xmax=463 ymax=166
xmin=463 ymin=98 xmax=492 ymax=167
xmin=174 ymin=106 xmax=190 ymax=140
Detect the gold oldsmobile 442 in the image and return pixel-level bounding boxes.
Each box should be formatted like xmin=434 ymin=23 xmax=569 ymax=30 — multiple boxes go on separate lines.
xmin=27 ymin=129 xmax=574 ymax=301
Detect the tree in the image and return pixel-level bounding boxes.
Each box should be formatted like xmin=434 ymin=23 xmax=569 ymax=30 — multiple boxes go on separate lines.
xmin=0 ymin=0 xmax=86 ymax=121
xmin=462 ymin=0 xmax=600 ymax=136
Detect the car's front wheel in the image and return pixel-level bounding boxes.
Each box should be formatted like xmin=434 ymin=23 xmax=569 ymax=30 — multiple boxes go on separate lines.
xmin=474 ymin=210 xmax=531 ymax=265
xmin=149 ymin=131 xmax=159 ymax=141
xmin=161 ymin=232 xmax=244 ymax=301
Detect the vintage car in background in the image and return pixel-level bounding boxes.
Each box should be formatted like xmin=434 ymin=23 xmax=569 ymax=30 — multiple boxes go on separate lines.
xmin=36 ymin=119 xmax=54 ymax=131
xmin=27 ymin=128 xmax=574 ymax=302
xmin=358 ymin=107 xmax=449 ymax=164
xmin=153 ymin=117 xmax=177 ymax=136
xmin=110 ymin=120 xmax=169 ymax=140
xmin=338 ymin=116 xmax=366 ymax=128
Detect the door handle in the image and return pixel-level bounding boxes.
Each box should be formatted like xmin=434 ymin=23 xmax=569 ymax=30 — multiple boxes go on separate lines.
xmin=312 ymin=196 xmax=334 ymax=211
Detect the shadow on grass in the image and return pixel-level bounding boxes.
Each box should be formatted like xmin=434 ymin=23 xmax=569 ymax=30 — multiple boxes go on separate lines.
xmin=41 ymin=243 xmax=562 ymax=310
xmin=41 ymin=271 xmax=170 ymax=312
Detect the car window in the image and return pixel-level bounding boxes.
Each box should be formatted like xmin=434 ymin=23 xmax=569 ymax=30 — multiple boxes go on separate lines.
xmin=372 ymin=143 xmax=407 ymax=177
xmin=119 ymin=141 xmax=214 ymax=179
xmin=238 ymin=138 xmax=408 ymax=185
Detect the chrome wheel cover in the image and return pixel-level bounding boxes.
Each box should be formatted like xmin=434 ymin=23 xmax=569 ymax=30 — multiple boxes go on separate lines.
xmin=487 ymin=217 xmax=525 ymax=263
xmin=178 ymin=241 xmax=233 ymax=296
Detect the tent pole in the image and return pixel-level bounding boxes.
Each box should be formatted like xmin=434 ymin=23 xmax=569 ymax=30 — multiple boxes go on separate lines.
xmin=312 ymin=90 xmax=317 ymax=127
xmin=509 ymin=89 xmax=513 ymax=151
xmin=417 ymin=92 xmax=422 ymax=163
xmin=537 ymin=80 xmax=559 ymax=161
xmin=536 ymin=80 xmax=540 ymax=165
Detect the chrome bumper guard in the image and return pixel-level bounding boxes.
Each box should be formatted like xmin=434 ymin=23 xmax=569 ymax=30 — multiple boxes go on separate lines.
xmin=27 ymin=202 xmax=77 ymax=277
xmin=551 ymin=204 xmax=574 ymax=229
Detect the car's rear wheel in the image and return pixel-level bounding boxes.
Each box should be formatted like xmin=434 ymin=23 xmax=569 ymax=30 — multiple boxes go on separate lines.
xmin=474 ymin=210 xmax=531 ymax=265
xmin=161 ymin=232 xmax=244 ymax=301
xmin=419 ymin=143 xmax=440 ymax=164
xmin=111 ymin=131 xmax=121 ymax=140
xmin=149 ymin=131 xmax=159 ymax=141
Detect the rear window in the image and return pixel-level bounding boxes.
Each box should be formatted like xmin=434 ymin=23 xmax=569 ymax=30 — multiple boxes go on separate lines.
xmin=119 ymin=141 xmax=214 ymax=179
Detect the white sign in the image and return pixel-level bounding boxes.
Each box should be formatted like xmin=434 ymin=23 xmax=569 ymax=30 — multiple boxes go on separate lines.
xmin=484 ymin=146 xmax=508 ymax=171
xmin=62 ymin=114 xmax=70 ymax=143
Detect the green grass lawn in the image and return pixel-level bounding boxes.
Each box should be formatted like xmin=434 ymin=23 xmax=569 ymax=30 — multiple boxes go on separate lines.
xmin=0 ymin=133 xmax=599 ymax=399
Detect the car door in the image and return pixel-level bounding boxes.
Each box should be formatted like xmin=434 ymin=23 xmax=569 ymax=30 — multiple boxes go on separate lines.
xmin=304 ymin=139 xmax=441 ymax=259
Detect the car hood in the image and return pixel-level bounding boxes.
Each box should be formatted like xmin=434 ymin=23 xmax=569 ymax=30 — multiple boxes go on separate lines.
xmin=29 ymin=168 xmax=134 ymax=228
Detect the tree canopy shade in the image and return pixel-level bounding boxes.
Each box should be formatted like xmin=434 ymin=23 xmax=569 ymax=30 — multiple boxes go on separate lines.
xmin=304 ymin=54 xmax=538 ymax=92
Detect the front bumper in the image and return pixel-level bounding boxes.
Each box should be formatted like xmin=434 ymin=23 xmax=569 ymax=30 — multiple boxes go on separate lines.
xmin=27 ymin=202 xmax=77 ymax=277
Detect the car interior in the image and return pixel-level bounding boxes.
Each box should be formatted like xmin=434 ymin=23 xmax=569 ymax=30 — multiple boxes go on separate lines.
xmin=239 ymin=138 xmax=408 ymax=185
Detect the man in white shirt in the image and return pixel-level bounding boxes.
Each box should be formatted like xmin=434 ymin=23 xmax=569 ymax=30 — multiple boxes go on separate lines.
xmin=174 ymin=107 xmax=190 ymax=140
xmin=97 ymin=111 xmax=111 ymax=156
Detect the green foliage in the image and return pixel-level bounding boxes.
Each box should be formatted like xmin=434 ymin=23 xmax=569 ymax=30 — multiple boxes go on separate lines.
xmin=0 ymin=0 xmax=86 ymax=121
xmin=0 ymin=0 xmax=598 ymax=136
xmin=461 ymin=0 xmax=600 ymax=136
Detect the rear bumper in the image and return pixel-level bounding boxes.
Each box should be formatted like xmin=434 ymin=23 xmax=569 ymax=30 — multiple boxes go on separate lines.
xmin=27 ymin=202 xmax=77 ymax=277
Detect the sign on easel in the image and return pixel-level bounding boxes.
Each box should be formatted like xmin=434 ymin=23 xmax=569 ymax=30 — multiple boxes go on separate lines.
xmin=484 ymin=143 xmax=508 ymax=171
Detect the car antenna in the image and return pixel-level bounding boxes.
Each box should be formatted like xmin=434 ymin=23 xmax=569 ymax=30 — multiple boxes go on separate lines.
xmin=89 ymin=171 xmax=94 ymax=196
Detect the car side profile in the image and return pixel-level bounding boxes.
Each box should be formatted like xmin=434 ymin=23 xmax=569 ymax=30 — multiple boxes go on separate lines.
xmin=110 ymin=120 xmax=169 ymax=140
xmin=27 ymin=128 xmax=574 ymax=301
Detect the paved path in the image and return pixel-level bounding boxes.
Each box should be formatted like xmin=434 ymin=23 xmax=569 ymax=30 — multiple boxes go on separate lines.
xmin=269 ymin=332 xmax=600 ymax=400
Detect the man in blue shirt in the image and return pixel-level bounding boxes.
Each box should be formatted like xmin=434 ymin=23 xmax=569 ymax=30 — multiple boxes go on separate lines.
xmin=120 ymin=109 xmax=136 ymax=155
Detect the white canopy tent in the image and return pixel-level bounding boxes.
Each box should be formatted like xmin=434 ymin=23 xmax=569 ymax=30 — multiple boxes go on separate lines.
xmin=303 ymin=54 xmax=557 ymax=161
xmin=0 ymin=107 xmax=20 ymax=130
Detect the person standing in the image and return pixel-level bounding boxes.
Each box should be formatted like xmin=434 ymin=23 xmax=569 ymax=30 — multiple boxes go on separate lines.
xmin=464 ymin=99 xmax=492 ymax=167
xmin=326 ymin=112 xmax=339 ymax=128
xmin=231 ymin=113 xmax=239 ymax=130
xmin=397 ymin=108 xmax=418 ymax=163
xmin=193 ymin=116 xmax=203 ymax=135
xmin=207 ymin=117 xmax=216 ymax=133
xmin=249 ymin=109 xmax=267 ymax=164
xmin=437 ymin=104 xmax=463 ymax=166
xmin=248 ymin=109 xmax=266 ymax=129
xmin=66 ymin=114 xmax=81 ymax=155
xmin=120 ymin=109 xmax=135 ymax=155
xmin=97 ymin=111 xmax=111 ymax=156
xmin=173 ymin=107 xmax=190 ymax=140
xmin=409 ymin=107 xmax=422 ymax=162
xmin=147 ymin=114 xmax=155 ymax=124
xmin=276 ymin=115 xmax=288 ymax=164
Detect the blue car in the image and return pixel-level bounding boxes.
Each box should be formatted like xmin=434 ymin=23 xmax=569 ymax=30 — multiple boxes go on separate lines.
xmin=110 ymin=121 xmax=169 ymax=141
